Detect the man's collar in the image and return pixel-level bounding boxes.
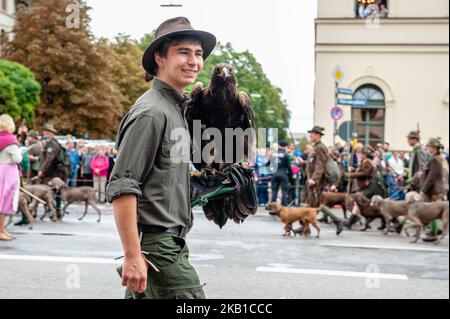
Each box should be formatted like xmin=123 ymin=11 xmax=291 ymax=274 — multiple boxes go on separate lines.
xmin=152 ymin=78 xmax=190 ymax=107
xmin=314 ymin=140 xmax=322 ymax=146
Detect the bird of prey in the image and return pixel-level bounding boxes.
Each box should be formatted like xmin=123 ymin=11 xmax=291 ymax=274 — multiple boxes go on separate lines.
xmin=185 ymin=63 xmax=257 ymax=228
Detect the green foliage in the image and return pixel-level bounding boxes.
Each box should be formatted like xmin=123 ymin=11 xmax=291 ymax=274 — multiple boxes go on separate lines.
xmin=190 ymin=43 xmax=290 ymax=140
xmin=0 ymin=59 xmax=41 ymax=121
xmin=137 ymin=33 xmax=155 ymax=52
xmin=109 ymin=34 xmax=149 ymax=114
xmin=5 ymin=0 xmax=123 ymax=138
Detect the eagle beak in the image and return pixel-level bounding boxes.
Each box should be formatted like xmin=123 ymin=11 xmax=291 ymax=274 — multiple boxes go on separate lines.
xmin=222 ymin=67 xmax=230 ymax=78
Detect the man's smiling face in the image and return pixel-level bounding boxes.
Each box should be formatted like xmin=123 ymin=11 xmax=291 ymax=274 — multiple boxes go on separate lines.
xmin=156 ymin=40 xmax=204 ymax=93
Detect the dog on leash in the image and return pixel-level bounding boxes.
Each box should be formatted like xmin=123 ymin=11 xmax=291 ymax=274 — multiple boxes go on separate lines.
xmin=266 ymin=202 xmax=322 ymax=238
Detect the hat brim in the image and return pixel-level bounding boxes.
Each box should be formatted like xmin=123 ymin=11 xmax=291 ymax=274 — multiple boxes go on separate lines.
xmin=44 ymin=128 xmax=58 ymax=134
xmin=142 ymin=29 xmax=217 ymax=76
xmin=308 ymin=130 xmax=324 ymax=136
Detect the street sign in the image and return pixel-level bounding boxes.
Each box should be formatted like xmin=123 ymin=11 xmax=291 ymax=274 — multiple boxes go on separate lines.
xmin=336 ymin=87 xmax=353 ymax=95
xmin=338 ymin=121 xmax=355 ymax=141
xmin=332 ymin=65 xmax=345 ymax=84
xmin=330 ymin=106 xmax=344 ymax=121
xmin=337 ymin=98 xmax=368 ymax=107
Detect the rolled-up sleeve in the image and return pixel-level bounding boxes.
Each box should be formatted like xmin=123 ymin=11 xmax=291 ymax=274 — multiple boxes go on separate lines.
xmin=106 ymin=112 xmax=165 ymax=202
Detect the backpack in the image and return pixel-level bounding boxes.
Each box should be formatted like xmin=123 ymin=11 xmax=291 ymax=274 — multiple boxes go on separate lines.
xmin=55 ymin=141 xmax=72 ymax=174
xmin=325 ymin=156 xmax=340 ymax=185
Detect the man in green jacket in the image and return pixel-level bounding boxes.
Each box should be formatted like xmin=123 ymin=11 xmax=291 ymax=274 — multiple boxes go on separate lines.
xmin=106 ymin=17 xmax=216 ymax=299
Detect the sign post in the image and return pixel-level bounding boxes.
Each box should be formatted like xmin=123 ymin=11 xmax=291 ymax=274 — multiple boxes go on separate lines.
xmin=331 ymin=65 xmax=345 ymax=146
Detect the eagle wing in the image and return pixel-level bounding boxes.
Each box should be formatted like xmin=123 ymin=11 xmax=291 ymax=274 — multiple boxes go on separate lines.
xmin=238 ymin=91 xmax=255 ymax=129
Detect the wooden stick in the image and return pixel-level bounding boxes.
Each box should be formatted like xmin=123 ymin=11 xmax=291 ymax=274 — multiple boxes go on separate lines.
xmin=19 ymin=187 xmax=46 ymax=205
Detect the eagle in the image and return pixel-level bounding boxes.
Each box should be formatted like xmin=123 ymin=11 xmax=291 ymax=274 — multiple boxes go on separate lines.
xmin=185 ymin=63 xmax=257 ymax=228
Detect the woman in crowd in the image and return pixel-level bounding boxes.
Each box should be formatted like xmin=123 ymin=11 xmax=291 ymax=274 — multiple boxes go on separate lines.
xmin=0 ymin=114 xmax=23 ymax=241
xmin=90 ymin=145 xmax=110 ymax=203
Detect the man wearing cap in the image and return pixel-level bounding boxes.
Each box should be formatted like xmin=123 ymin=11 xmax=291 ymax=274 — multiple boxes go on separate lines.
xmin=419 ymin=137 xmax=445 ymax=242
xmin=267 ymin=140 xmax=293 ymax=206
xmin=421 ymin=138 xmax=444 ymax=203
xmin=38 ymin=123 xmax=70 ymax=184
xmin=406 ymin=130 xmax=427 ymax=192
xmin=106 ymin=17 xmax=216 ymax=299
xmin=305 ymin=126 xmax=348 ymax=235
xmin=38 ymin=123 xmax=70 ymax=218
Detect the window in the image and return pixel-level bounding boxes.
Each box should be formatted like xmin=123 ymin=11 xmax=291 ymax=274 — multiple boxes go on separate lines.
xmin=355 ymin=0 xmax=389 ymax=19
xmin=352 ymin=85 xmax=386 ymax=147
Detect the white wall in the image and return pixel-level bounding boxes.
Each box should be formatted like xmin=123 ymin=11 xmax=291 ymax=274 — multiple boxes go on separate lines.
xmin=318 ymin=0 xmax=449 ymax=18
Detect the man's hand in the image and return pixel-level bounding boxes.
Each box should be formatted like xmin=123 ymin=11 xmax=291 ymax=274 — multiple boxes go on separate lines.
xmin=38 ymin=171 xmax=42 ymax=177
xmin=307 ymin=179 xmax=316 ymax=187
xmin=122 ymin=254 xmax=148 ymax=293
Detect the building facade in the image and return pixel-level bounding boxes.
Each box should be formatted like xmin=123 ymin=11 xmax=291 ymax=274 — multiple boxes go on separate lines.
xmin=315 ymin=0 xmax=449 ymax=149
xmin=0 ymin=0 xmax=16 ymax=33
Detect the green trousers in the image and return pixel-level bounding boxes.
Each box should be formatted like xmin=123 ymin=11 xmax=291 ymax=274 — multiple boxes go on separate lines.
xmin=125 ymin=232 xmax=205 ymax=299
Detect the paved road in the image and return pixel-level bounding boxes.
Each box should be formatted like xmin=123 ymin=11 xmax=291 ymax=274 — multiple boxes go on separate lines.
xmin=0 ymin=204 xmax=448 ymax=299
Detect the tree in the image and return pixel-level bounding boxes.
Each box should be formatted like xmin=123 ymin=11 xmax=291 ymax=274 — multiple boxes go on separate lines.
xmin=4 ymin=0 xmax=123 ymax=138
xmin=109 ymin=34 xmax=149 ymax=114
xmin=0 ymin=59 xmax=41 ymax=121
xmin=191 ymin=43 xmax=290 ymax=140
xmin=137 ymin=33 xmax=155 ymax=52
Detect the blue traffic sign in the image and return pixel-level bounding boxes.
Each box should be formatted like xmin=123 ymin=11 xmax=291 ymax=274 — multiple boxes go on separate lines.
xmin=336 ymin=88 xmax=353 ymax=95
xmin=337 ymin=98 xmax=368 ymax=107
xmin=331 ymin=106 xmax=344 ymax=121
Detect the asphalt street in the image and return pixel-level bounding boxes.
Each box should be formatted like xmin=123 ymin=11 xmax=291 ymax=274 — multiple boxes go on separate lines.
xmin=0 ymin=203 xmax=448 ymax=299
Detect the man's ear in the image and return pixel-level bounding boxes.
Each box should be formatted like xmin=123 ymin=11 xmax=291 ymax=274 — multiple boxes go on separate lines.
xmin=154 ymin=52 xmax=164 ymax=72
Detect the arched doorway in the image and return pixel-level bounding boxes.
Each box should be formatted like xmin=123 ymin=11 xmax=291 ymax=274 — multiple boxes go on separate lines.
xmin=352 ymin=84 xmax=386 ymax=147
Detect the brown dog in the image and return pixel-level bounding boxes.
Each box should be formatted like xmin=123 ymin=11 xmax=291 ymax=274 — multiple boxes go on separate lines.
xmin=321 ymin=192 xmax=353 ymax=219
xmin=353 ymin=193 xmax=386 ymax=231
xmin=401 ymin=198 xmax=449 ymax=245
xmin=266 ymin=202 xmax=321 ymax=238
xmin=48 ymin=178 xmax=101 ymax=222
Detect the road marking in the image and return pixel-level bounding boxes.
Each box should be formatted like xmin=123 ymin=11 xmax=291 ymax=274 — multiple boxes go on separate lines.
xmin=256 ymin=266 xmax=408 ymax=280
xmin=320 ymin=243 xmax=449 ymax=252
xmin=0 ymin=254 xmax=121 ymax=265
xmin=10 ymin=230 xmax=116 ymax=238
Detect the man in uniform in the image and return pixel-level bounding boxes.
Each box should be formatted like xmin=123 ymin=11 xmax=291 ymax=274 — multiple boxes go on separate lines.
xmin=420 ymin=138 xmax=445 ymax=242
xmin=268 ymin=140 xmax=293 ymax=206
xmin=305 ymin=126 xmax=349 ymax=235
xmin=38 ymin=123 xmax=70 ymax=217
xmin=106 ymin=17 xmax=216 ymax=299
xmin=406 ymin=130 xmax=427 ymax=192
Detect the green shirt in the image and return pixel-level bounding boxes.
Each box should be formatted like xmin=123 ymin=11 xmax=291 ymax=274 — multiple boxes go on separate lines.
xmin=106 ymin=78 xmax=192 ymax=229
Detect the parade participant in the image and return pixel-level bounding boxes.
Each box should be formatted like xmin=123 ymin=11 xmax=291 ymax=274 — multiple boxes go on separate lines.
xmin=38 ymin=123 xmax=70 ymax=218
xmin=305 ymin=126 xmax=348 ymax=235
xmin=106 ymin=17 xmax=216 ymax=299
xmin=0 ymin=114 xmax=22 ymax=241
xmin=421 ymin=138 xmax=444 ymax=202
xmin=420 ymin=138 xmax=445 ymax=242
xmin=406 ymin=130 xmax=427 ymax=192
xmin=268 ymin=140 xmax=293 ymax=206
